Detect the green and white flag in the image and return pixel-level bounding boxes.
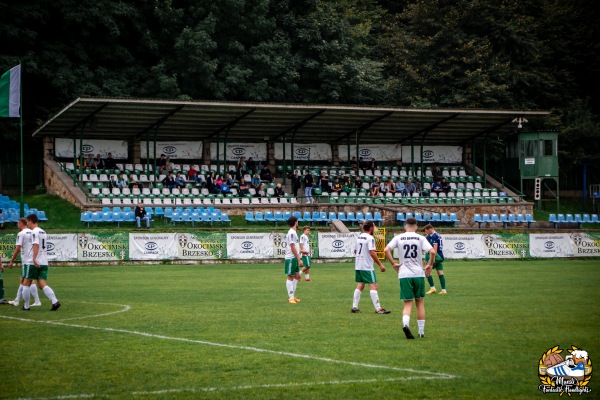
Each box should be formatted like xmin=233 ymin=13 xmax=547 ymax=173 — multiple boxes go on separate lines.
xmin=0 ymin=64 xmax=21 ymax=118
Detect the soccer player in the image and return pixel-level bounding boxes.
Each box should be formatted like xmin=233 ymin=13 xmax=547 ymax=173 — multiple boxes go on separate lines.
xmin=384 ymin=218 xmax=435 ymax=339
xmin=284 ymin=216 xmax=304 ymax=304
xmin=299 ymin=226 xmax=312 ymax=281
xmin=0 ymin=255 xmax=6 ymax=303
xmin=352 ymin=220 xmax=391 ymax=314
xmin=422 ymin=224 xmax=447 ymax=294
xmin=8 ymin=218 xmax=42 ymax=307
xmin=21 ymin=214 xmax=60 ymax=311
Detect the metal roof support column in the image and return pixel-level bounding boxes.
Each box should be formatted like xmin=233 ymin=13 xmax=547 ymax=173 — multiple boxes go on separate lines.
xmin=355 ymin=130 xmax=360 ymax=177
xmin=224 ymin=127 xmax=229 ymax=176
xmin=282 ymin=135 xmax=286 ymax=185
xmin=472 ymin=138 xmax=477 ymax=182
xmin=216 ymin=135 xmax=220 ymax=176
xmin=420 ymin=131 xmax=429 ymax=186
xmin=153 ymin=126 xmax=158 ymax=178
xmin=78 ymin=124 xmax=84 ymax=182
xmin=410 ymin=138 xmax=415 ymax=178
xmin=347 ymin=136 xmax=351 ymax=172
xmin=72 ymin=134 xmax=77 ymax=187
xmin=483 ymin=133 xmax=489 ymax=189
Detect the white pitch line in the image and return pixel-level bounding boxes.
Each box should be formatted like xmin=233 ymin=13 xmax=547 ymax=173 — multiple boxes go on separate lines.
xmin=11 ymin=376 xmax=452 ymax=400
xmin=55 ymin=302 xmax=131 ymax=321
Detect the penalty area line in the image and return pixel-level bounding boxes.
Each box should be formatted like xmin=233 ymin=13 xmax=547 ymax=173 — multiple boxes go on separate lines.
xmin=10 ymin=377 xmax=453 ymax=400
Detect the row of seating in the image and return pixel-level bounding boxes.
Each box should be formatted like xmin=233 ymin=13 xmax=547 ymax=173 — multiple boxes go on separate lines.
xmin=474 ymin=213 xmax=535 ymax=229
xmin=80 ymin=206 xmax=232 ymax=227
xmin=96 ymin=196 xmax=299 ymax=206
xmin=396 ymin=212 xmax=458 ymax=227
xmin=322 ymin=194 xmax=514 ymax=205
xmin=549 ymin=214 xmax=599 ymax=229
xmin=245 ymin=211 xmax=385 ymax=226
xmin=1 ymin=207 xmax=48 ymax=223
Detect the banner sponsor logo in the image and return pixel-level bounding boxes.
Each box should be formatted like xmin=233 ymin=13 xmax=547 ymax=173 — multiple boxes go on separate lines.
xmin=82 ymin=144 xmax=94 ymax=153
xmin=401 ymin=145 xmax=462 ymax=163
xmin=211 ymin=143 xmax=267 ymax=161
xmin=318 ymin=233 xmax=357 ymax=258
xmin=359 ymin=149 xmax=372 ymax=157
xmin=177 ymin=233 xmax=226 ymax=259
xmin=483 ymin=234 xmax=529 ymax=258
xmin=530 ymin=234 xmax=573 ymax=258
xmin=442 ymin=235 xmax=485 ymax=259
xmin=338 ymin=144 xmax=400 ymax=161
xmin=55 ymin=138 xmax=128 ymax=159
xmin=78 ymin=233 xmax=128 ymax=261
xmin=227 ymin=233 xmax=273 ymax=259
xmin=274 ymin=143 xmax=332 ymax=161
xmin=129 ymin=234 xmax=178 ymax=260
xmin=570 ymin=233 xmax=600 ymax=256
xmin=141 ymin=141 xmax=203 ymax=159
xmin=46 ymin=234 xmax=78 ymax=261
xmin=232 ymin=147 xmax=246 ymax=156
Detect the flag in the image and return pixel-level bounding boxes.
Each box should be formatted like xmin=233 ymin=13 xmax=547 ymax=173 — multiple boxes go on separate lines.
xmin=0 ymin=64 xmax=21 ymax=118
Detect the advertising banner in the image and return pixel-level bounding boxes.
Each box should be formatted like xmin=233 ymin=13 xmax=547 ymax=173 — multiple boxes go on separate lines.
xmin=569 ymin=232 xmax=600 ymax=257
xmin=210 ymin=143 xmax=267 ymax=162
xmin=401 ymin=145 xmax=462 ymax=163
xmin=46 ymin=234 xmax=78 ymax=261
xmin=0 ymin=234 xmax=16 ymax=262
xmin=55 ymin=138 xmax=128 ymax=159
xmin=481 ymin=233 xmax=529 ymax=258
xmin=274 ymin=143 xmax=332 ymax=161
xmin=529 ymin=234 xmax=573 ymax=258
xmin=77 ymin=233 xmax=129 ymax=261
xmin=140 ymin=141 xmax=203 ymax=160
xmin=129 ymin=233 xmax=178 ymax=260
xmin=317 ymin=232 xmax=358 ymax=258
xmin=442 ymin=234 xmax=486 ymax=259
xmin=176 ymin=232 xmax=227 ymax=259
xmin=337 ymin=144 xmax=401 ymax=162
xmin=227 ymin=233 xmax=273 ymax=259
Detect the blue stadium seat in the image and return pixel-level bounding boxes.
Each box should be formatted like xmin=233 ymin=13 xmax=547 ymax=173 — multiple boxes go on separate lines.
xmin=337 ymin=212 xmax=348 ymax=222
xmin=303 ymin=211 xmax=313 ymax=224
xmin=405 ymin=212 xmax=413 ymax=221
xmin=81 ymin=211 xmax=93 ymax=227
xmin=123 ymin=212 xmax=135 ymax=223
xmin=396 ymin=212 xmax=405 ymax=223
xmin=154 ymin=207 xmax=164 ymax=220
xmin=293 ymin=211 xmax=303 ymax=222
xmin=356 ymin=212 xmax=365 ymax=224
xmin=431 ymin=213 xmax=440 ymax=222
xmin=92 ymin=212 xmax=103 ymax=225
xmin=557 ymin=214 xmax=565 ymax=223
xmin=346 ymin=212 xmax=357 ymax=226
xmin=592 ymin=214 xmax=599 ymax=223
xmin=500 ymin=214 xmax=508 ymax=228
xmin=473 ymin=213 xmax=482 ymax=229
xmin=264 ymin=211 xmax=276 ymax=224
xmin=365 ymin=212 xmax=374 ymax=223
xmin=274 ymin=211 xmax=285 ymax=225
xmin=441 ymin=213 xmax=450 ymax=223
xmin=328 ymin=212 xmax=337 ymax=222
xmin=220 ymin=212 xmax=231 ymax=226
xmin=245 ymin=211 xmax=255 ymax=224
xmin=373 ymin=212 xmax=384 ymax=226
xmin=37 ymin=210 xmax=48 ymax=222
xmin=508 ymin=214 xmax=517 ymax=223
xmin=582 ymin=214 xmax=591 ymax=223
xmin=565 ymin=214 xmax=574 ymax=223
xmin=319 ymin=211 xmax=328 ymax=225
xmin=526 ymin=214 xmax=536 ymax=228
xmin=112 ymin=211 xmax=124 ymax=227
xmin=414 ymin=212 xmax=424 ymax=222
xmin=254 ymin=211 xmax=265 ymax=223
xmin=312 ymin=211 xmax=322 ymax=224
xmin=491 ymin=214 xmax=500 ymax=224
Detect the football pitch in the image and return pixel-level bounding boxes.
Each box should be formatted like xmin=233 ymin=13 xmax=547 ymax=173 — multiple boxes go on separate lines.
xmin=1 ymin=259 xmax=599 ymax=400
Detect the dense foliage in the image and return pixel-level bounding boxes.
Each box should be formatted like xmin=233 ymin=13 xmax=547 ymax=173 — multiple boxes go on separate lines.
xmin=0 ymin=0 xmax=598 ymax=176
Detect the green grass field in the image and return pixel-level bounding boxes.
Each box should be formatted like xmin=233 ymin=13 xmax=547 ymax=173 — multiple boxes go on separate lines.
xmin=1 ymin=259 xmax=599 ymax=400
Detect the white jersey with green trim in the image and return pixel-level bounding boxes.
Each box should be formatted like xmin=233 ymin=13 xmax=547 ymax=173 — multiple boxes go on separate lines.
xmin=386 ymin=232 xmax=432 ymax=279
xmin=16 ymin=228 xmax=34 ymax=264
xmin=300 ymin=233 xmax=310 ymax=254
xmin=31 ymin=226 xmax=49 ymax=265
xmin=285 ymin=228 xmax=299 ymax=260
xmin=354 ymin=232 xmax=376 ymax=271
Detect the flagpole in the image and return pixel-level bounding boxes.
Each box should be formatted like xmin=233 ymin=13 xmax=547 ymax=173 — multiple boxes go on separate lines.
xmin=19 ymin=63 xmax=24 ymax=218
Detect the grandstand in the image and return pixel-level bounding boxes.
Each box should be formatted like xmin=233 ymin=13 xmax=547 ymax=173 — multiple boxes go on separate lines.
xmin=33 ymin=98 xmax=551 ymax=228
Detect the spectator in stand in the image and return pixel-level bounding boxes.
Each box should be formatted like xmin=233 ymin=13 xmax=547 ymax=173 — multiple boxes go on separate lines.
xmin=221 ymin=181 xmax=231 ymax=195
xmin=187 ymin=165 xmax=200 ymax=184
xmin=86 ymin=154 xmax=95 ymax=169
xmin=246 ymin=157 xmax=256 ymax=173
xmin=319 ymin=172 xmax=330 ymax=194
xmin=255 ymin=183 xmax=266 ymax=197
xmin=371 ymin=177 xmax=381 ymax=198
xmin=256 ymin=160 xmax=264 ymax=172
xmin=369 ymin=157 xmax=378 ymax=174
xmin=339 ymin=173 xmax=350 ymax=187
xmin=431 ymin=178 xmax=443 ymax=195
xmin=162 ymin=172 xmax=177 ymax=190
xmin=134 ymin=203 xmax=150 ymax=229
xmin=354 ymin=175 xmax=363 ymax=190
xmin=350 ymin=156 xmax=357 ymax=170
xmin=238 ymin=178 xmax=250 ymax=197
xmin=175 ymin=172 xmax=186 ymax=189
xmin=109 ymin=175 xmax=119 ymax=188
xmin=251 ymin=173 xmax=261 ymax=188
xmin=117 ymin=173 xmax=128 ymax=189
xmin=93 ymin=154 xmax=104 ymax=169
xmin=432 ymin=165 xmax=442 ymax=182
xmin=128 ymin=173 xmax=142 ymax=190
xmin=162 ymin=157 xmax=175 ymax=173
xmin=275 ymin=183 xmax=285 ymax=197
xmin=224 ymin=173 xmax=234 ymax=187
xmin=415 ymin=179 xmax=423 ymax=195
xmin=213 ymin=175 xmax=223 ymax=194
xmin=260 ymin=165 xmax=273 ymax=183
xmin=331 ymin=178 xmax=343 ymax=194
xmin=104 ymin=153 xmax=116 ymax=170
xmin=205 ymin=171 xmax=215 ymax=193
xmin=395 ymin=179 xmax=407 ymax=196
xmin=157 ymin=154 xmax=167 ymax=169
xmin=359 ymin=157 xmax=369 ymax=174
xmin=303 ymin=171 xmax=314 ymax=204
xmin=387 ymin=179 xmax=396 ymax=195
xmin=288 ymin=170 xmax=301 ymax=197
xmin=441 ymin=178 xmax=451 ymax=194
xmin=237 ymin=157 xmax=247 ymax=176
xmin=406 ymin=179 xmax=416 ymax=196
xmin=379 ymin=178 xmax=389 ymax=196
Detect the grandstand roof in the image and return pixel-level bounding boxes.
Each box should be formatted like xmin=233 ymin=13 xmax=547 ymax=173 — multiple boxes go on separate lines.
xmin=32 ymin=97 xmax=550 ymax=145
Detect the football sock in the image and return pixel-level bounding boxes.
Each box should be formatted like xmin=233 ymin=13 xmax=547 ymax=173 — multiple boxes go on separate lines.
xmin=22 ymin=286 xmax=30 ymax=308
xmin=286 ymin=280 xmax=294 ymax=299
xmin=417 ymin=320 xmax=425 ymax=335
xmin=353 ymin=289 xmax=361 ymax=308
xmin=43 ymin=286 xmax=58 ymax=304
xmin=402 ymin=314 xmax=410 ymax=328
xmin=439 ymin=275 xmax=446 ymax=290
xmin=427 ymin=275 xmax=435 ymax=288
xmin=30 ymin=284 xmax=40 ymax=303
xmin=15 ymin=285 xmax=23 ymax=302
xmin=305 ymin=273 xmax=310 ymax=280
xmin=369 ymin=290 xmax=380 ymax=310
xmin=292 ymin=279 xmax=298 ymax=293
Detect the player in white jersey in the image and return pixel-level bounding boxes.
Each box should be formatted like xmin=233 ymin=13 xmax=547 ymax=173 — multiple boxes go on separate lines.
xmin=284 ymin=216 xmax=304 ymax=304
xmin=352 ymin=220 xmax=390 ymax=314
xmin=299 ymin=226 xmax=313 ymax=281
xmin=384 ymin=218 xmax=435 ymax=339
xmin=8 ymin=218 xmax=41 ymax=307
xmin=20 ymin=214 xmax=60 ymax=311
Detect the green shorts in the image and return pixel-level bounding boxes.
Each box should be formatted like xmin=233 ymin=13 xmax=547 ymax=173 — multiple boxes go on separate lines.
xmin=399 ymin=277 xmax=426 ymax=301
xmin=425 ymin=253 xmax=444 ymax=270
xmin=23 ymin=264 xmax=48 ymax=280
xmin=284 ymin=258 xmax=299 ymax=276
xmin=301 ymin=255 xmax=311 ymax=268
xmin=355 ymin=270 xmax=377 ymax=284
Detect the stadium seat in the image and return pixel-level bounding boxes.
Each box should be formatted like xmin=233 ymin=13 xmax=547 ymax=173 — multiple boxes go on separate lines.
xmin=473 ymin=213 xmax=482 ymax=229
xmin=312 ymin=211 xmax=322 ymax=225
xmin=346 ymin=212 xmax=357 ymax=226
xmin=396 ymin=212 xmax=405 ymax=223
xmin=328 ymin=212 xmax=337 ymax=222
xmin=244 ymin=211 xmax=255 ymax=224
xmin=526 ymin=214 xmax=536 ymax=228
xmin=592 ymin=214 xmax=599 ymax=223
xmin=274 ymin=211 xmax=285 ymax=225
xmin=337 ymin=212 xmax=348 ymax=223
xmin=81 ymin=211 xmax=93 ymax=227
xmin=264 ymin=211 xmax=276 ymax=224
xmin=254 ymin=211 xmax=265 ymax=223
xmin=373 ymin=212 xmax=384 ymax=226
xmin=500 ymin=214 xmax=508 ymax=228
xmin=112 ymin=211 xmax=124 ymax=227
xmin=303 ymin=211 xmax=313 ymax=225
xmin=414 ymin=212 xmax=424 ymax=222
